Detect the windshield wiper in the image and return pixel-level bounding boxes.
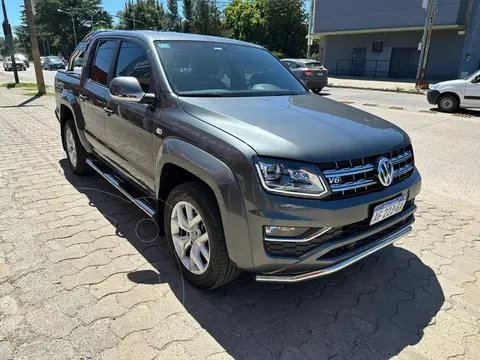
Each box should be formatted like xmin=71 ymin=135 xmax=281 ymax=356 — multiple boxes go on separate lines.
xmin=179 ymin=93 xmax=226 ymax=97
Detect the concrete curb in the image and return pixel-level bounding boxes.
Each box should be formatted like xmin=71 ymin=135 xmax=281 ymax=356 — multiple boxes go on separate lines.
xmin=326 ymin=84 xmax=426 ymax=95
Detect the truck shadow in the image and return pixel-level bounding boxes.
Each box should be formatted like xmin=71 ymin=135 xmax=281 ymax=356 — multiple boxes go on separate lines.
xmin=60 ymin=159 xmax=444 ymax=360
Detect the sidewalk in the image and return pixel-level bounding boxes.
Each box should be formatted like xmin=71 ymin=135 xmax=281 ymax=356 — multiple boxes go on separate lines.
xmin=328 ymin=76 xmax=424 ymax=94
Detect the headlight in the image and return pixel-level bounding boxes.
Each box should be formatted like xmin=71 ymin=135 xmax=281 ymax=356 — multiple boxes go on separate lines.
xmin=255 ymin=157 xmax=329 ymax=198
xmin=431 ymin=84 xmax=439 ymax=90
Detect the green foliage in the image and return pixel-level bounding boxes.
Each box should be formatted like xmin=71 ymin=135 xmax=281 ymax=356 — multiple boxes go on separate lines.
xmin=223 ymin=0 xmax=307 ymax=57
xmin=193 ymin=0 xmax=222 ymax=36
xmin=15 ymin=0 xmax=113 ymax=57
xmin=117 ymin=0 xmax=166 ymax=30
xmin=182 ymin=0 xmax=193 ymax=33
xmin=167 ymin=0 xmax=181 ymax=31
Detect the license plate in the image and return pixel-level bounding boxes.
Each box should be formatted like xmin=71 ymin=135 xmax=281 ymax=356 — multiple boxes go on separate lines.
xmin=316 ymin=73 xmax=324 ymax=77
xmin=370 ymin=195 xmax=406 ymax=225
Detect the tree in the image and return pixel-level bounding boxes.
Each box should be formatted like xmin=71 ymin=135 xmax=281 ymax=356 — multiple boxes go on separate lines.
xmin=166 ymin=0 xmax=181 ymax=31
xmin=15 ymin=0 xmax=113 ymax=57
xmin=117 ymin=0 xmax=166 ymax=30
xmin=222 ymin=0 xmax=307 ymax=57
xmin=182 ymin=0 xmax=193 ymax=33
xmin=193 ymin=0 xmax=222 ymax=36
xmin=223 ymin=0 xmax=264 ymax=44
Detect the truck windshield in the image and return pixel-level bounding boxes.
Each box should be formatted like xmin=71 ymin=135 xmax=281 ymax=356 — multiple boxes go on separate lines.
xmin=155 ymin=41 xmax=307 ymax=96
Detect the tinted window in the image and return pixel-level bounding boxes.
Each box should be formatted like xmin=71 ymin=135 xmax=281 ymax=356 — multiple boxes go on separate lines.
xmin=156 ymin=41 xmax=306 ymax=96
xmin=115 ymin=41 xmax=151 ymax=92
xmin=305 ymin=62 xmax=323 ymax=68
xmin=90 ymin=40 xmax=117 ymax=86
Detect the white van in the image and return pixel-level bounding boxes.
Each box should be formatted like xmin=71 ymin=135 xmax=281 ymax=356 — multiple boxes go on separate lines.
xmin=427 ymin=70 xmax=480 ymax=112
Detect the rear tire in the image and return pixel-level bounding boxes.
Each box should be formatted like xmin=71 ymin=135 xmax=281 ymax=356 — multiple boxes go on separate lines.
xmin=312 ymin=88 xmax=323 ymax=94
xmin=62 ymin=119 xmax=91 ymax=175
xmin=164 ymin=182 xmax=241 ymax=290
xmin=437 ymin=94 xmax=459 ymax=113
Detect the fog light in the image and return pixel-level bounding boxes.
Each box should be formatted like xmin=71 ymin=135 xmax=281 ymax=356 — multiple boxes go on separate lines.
xmin=264 ymin=226 xmax=308 ymax=238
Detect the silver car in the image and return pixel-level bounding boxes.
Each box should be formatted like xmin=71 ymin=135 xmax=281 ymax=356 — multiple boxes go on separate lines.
xmin=281 ymin=58 xmax=329 ymax=93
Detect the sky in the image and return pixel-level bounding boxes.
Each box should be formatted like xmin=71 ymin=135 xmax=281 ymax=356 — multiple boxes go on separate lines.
xmin=1 ymin=0 xmax=310 ymax=36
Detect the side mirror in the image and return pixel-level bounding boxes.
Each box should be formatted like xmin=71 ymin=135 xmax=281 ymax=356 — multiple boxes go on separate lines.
xmin=109 ymin=76 xmax=155 ymax=104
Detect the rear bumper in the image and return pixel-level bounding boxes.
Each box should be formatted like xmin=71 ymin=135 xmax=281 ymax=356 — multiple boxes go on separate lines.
xmin=304 ymin=78 xmax=328 ymax=89
xmin=427 ymin=90 xmax=440 ymax=105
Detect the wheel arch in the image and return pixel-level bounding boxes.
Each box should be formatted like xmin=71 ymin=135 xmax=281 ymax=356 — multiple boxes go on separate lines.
xmin=439 ymin=91 xmax=461 ymax=105
xmin=155 ymin=138 xmax=254 ymax=270
xmin=57 ymin=93 xmax=92 ymax=153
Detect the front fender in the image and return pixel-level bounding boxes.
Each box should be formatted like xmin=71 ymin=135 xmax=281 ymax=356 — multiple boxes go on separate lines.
xmin=57 ymin=90 xmax=93 ymax=153
xmin=155 ymin=138 xmax=254 ymax=270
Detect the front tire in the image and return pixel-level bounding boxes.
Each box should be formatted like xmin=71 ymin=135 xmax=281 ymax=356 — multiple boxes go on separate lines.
xmin=164 ymin=182 xmax=241 ymax=290
xmin=312 ymin=88 xmax=323 ymax=94
xmin=437 ymin=94 xmax=459 ymax=113
xmin=62 ymin=119 xmax=91 ymax=175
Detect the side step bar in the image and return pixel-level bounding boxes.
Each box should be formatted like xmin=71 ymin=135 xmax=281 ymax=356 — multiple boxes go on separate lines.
xmin=86 ymin=159 xmax=156 ymax=218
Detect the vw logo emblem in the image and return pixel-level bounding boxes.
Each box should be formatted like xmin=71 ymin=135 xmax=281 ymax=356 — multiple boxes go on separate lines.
xmin=377 ymin=157 xmax=394 ymax=187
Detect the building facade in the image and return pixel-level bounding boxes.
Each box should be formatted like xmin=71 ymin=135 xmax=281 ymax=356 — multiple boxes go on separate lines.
xmin=313 ymin=0 xmax=480 ymax=81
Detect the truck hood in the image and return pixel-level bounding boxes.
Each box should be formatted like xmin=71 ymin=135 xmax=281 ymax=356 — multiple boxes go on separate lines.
xmin=178 ymin=94 xmax=410 ymax=163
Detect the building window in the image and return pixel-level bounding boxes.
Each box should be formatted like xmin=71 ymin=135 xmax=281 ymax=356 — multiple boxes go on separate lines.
xmin=372 ymin=41 xmax=384 ymax=53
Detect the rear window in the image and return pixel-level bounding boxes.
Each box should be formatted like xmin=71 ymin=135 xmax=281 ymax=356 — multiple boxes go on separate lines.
xmin=305 ymin=62 xmax=323 ymax=68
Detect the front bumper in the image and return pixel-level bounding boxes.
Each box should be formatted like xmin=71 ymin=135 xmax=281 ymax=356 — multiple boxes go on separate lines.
xmin=256 ymin=217 xmax=412 ymax=282
xmin=241 ymin=168 xmax=421 ymax=279
xmin=427 ymin=89 xmax=440 ymax=105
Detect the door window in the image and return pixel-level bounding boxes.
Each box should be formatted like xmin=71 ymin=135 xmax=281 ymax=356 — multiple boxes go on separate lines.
xmin=90 ymin=40 xmax=117 ymax=86
xmin=115 ymin=41 xmax=151 ymax=93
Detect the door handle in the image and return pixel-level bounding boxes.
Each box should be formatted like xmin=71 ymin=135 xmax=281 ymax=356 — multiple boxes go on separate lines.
xmin=104 ymin=107 xmax=114 ymax=115
xmin=79 ymin=93 xmax=88 ymax=101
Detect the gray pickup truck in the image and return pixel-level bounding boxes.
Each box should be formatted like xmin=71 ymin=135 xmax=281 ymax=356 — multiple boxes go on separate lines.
xmin=55 ymin=30 xmax=421 ymax=289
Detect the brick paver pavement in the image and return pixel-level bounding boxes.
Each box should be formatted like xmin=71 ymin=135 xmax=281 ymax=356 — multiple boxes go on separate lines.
xmin=0 ymin=88 xmax=479 ymax=360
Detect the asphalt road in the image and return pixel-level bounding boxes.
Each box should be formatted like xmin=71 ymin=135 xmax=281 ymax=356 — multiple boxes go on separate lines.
xmin=1 ymin=67 xmax=479 ymax=202
xmin=0 ymin=67 xmax=433 ymax=109
xmin=0 ymin=65 xmax=58 ymax=86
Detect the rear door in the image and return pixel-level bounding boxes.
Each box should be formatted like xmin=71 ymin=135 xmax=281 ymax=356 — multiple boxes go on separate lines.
xmin=105 ymin=39 xmax=156 ymax=192
xmin=79 ymin=39 xmax=118 ymax=155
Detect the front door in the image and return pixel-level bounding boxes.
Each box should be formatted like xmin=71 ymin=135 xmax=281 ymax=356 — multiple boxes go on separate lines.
xmin=79 ymin=39 xmax=118 ymax=155
xmin=106 ymin=40 xmax=156 ymax=192
xmin=352 ymin=48 xmax=367 ymax=76
xmin=463 ymin=78 xmax=480 ymax=107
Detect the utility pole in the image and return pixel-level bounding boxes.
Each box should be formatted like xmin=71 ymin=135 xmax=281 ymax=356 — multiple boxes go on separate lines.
xmin=24 ymin=0 xmax=46 ymax=94
xmin=58 ymin=9 xmax=78 ymax=46
xmin=416 ymin=0 xmax=437 ymax=88
xmin=2 ymin=0 xmax=19 ymax=83
xmin=306 ymin=0 xmax=315 ymax=58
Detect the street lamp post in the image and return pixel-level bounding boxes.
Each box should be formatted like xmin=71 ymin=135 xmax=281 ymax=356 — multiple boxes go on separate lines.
xmin=58 ymin=9 xmax=78 ymax=45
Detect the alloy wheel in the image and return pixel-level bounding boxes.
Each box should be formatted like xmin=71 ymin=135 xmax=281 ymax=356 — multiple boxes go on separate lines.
xmin=65 ymin=127 xmax=77 ymax=168
xmin=170 ymin=201 xmax=210 ymax=275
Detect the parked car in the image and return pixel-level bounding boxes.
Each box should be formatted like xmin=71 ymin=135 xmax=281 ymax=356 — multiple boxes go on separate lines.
xmin=15 ymin=54 xmax=29 ymax=68
xmin=43 ymin=56 xmax=66 ymax=70
xmin=55 ymin=30 xmax=420 ymax=289
xmin=427 ymin=70 xmax=480 ymax=112
xmin=3 ymin=56 xmax=27 ymax=71
xmin=281 ymin=58 xmax=328 ymax=93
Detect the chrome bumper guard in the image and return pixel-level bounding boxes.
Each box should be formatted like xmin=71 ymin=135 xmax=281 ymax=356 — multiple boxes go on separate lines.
xmin=255 ymin=221 xmax=412 ymax=283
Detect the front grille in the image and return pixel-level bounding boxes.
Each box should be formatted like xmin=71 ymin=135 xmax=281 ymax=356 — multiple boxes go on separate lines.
xmin=264 ymin=200 xmax=414 ymax=258
xmin=320 ymin=145 xmax=414 ymax=199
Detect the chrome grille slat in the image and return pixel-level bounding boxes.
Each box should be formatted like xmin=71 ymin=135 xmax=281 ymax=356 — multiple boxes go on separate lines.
xmin=330 ymin=179 xmax=377 ymax=192
xmin=324 ymin=164 xmax=374 ymax=177
xmin=394 ymin=163 xmax=413 ymax=178
xmin=321 ymin=147 xmax=414 ymax=198
xmin=391 ymin=151 xmax=412 ymax=165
